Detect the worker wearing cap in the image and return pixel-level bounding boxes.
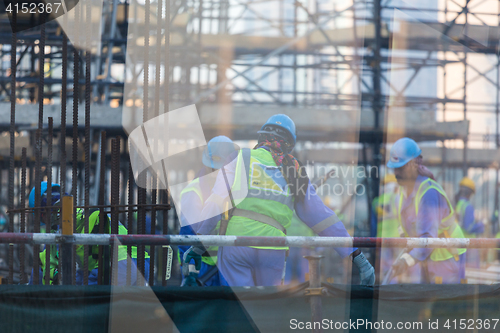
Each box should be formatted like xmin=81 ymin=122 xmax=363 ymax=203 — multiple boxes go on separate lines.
xmin=387 ymin=138 xmax=466 ymax=284
xmin=186 ymin=114 xmax=375 ymax=287
xmin=371 ymin=174 xmax=404 ymax=283
xmin=179 ymin=136 xmax=238 ymax=286
xmin=455 ymin=177 xmax=484 ymax=270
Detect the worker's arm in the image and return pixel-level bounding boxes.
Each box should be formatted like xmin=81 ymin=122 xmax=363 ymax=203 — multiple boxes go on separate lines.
xmin=408 ymin=188 xmax=441 ymax=261
xmin=294 ymin=181 xmax=356 ymax=258
xmin=192 ymin=156 xmax=238 ymax=235
xmin=462 ymin=204 xmax=485 ymax=235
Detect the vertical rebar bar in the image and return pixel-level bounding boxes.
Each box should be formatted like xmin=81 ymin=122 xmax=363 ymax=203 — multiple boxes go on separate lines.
xmin=82 ymin=0 xmax=93 ymax=286
xmin=8 ymin=2 xmax=17 ymax=285
xmin=59 ymin=10 xmax=68 ymax=285
xmin=44 ymin=118 xmax=54 ymax=285
xmin=305 ymin=255 xmax=324 ymax=333
xmin=110 ymin=138 xmax=120 ymax=285
xmin=20 ymin=148 xmax=27 ymax=284
xmin=127 ymin=161 xmax=133 ymax=286
xmin=150 ymin=182 xmax=156 ymax=286
xmin=59 ymin=10 xmax=68 ymax=198
xmin=162 ymin=190 xmax=168 ymax=286
xmin=33 ymin=129 xmax=42 ymax=285
xmin=38 ymin=13 xmax=46 ymax=130
xmin=161 ymin=0 xmax=170 ymax=287
xmin=97 ymin=131 xmax=106 ymax=285
xmin=72 ymin=1 xmax=81 ymax=286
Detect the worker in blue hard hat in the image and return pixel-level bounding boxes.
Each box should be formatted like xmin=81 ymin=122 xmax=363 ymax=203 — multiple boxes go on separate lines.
xmin=179 ymin=136 xmax=239 ymax=286
xmin=28 ymin=182 xmax=149 ymax=285
xmin=455 ymin=177 xmax=484 ymax=271
xmin=387 ymin=137 xmax=467 ymax=284
xmin=187 ymin=114 xmax=375 ymax=286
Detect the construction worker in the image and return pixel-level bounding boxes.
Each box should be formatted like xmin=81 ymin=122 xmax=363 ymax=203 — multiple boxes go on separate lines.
xmin=371 ymin=174 xmax=403 ymax=282
xmin=179 ymin=136 xmax=238 ymax=286
xmin=455 ymin=177 xmax=484 ymax=269
xmin=187 ymin=114 xmax=375 ymax=287
xmin=387 ymin=138 xmax=467 ymax=284
xmin=28 ymin=182 xmax=149 ymax=285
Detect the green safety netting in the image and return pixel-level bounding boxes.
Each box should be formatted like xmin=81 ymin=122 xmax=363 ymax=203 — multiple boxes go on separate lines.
xmin=0 ymin=283 xmax=499 ymax=333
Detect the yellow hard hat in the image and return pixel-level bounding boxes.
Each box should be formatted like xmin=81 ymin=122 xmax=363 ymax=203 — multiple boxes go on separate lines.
xmin=383 ymin=174 xmax=397 ymax=184
xmin=459 ymin=177 xmax=475 ymax=192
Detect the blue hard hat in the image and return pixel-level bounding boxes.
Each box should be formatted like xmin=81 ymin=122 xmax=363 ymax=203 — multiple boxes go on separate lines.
xmin=202 ymin=136 xmax=238 ymax=169
xmin=387 ymin=138 xmax=422 ymax=169
xmin=29 ymin=182 xmax=61 ymax=208
xmin=258 ymin=114 xmax=297 ymax=145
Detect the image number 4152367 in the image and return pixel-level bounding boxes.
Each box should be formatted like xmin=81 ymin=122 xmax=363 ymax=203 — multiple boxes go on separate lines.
xmin=1 ymin=0 xmax=80 ymax=33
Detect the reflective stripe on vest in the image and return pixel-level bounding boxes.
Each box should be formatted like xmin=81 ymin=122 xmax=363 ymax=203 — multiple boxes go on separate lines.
xmin=398 ymin=178 xmax=466 ymax=262
xmin=228 ymin=148 xmax=294 ymax=249
xmin=373 ymin=192 xmax=401 ymax=238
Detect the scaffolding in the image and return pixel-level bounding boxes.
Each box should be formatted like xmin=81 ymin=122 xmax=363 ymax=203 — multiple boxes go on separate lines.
xmin=0 ymin=0 xmax=500 ymax=283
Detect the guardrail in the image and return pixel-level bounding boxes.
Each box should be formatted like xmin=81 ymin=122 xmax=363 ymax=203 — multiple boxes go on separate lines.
xmin=1 ymin=233 xmax=499 ymax=248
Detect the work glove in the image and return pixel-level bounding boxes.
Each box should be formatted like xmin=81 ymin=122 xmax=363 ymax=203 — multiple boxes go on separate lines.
xmin=181 ymin=246 xmax=205 ymax=286
xmin=392 ymin=253 xmax=415 ymax=277
xmin=181 ymin=272 xmax=200 ymax=287
xmin=352 ymin=252 xmax=375 ymax=286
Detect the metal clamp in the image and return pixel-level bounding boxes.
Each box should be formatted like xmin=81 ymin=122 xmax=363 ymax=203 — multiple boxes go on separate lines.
xmin=304 ymin=287 xmax=326 ymax=296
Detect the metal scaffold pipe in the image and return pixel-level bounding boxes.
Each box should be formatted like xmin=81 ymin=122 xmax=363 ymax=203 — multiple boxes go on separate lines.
xmin=1 ymin=234 xmax=500 ymax=248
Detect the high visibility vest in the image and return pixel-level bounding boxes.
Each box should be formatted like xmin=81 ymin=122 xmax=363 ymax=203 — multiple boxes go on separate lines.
xmin=74 ymin=209 xmax=148 ymax=272
xmin=455 ymin=199 xmax=476 ymax=239
xmin=179 ymin=177 xmax=219 ymax=266
xmin=373 ymin=192 xmax=401 ymax=238
xmin=216 ymin=148 xmax=295 ymax=250
xmin=40 ymin=210 xmax=147 ymax=285
xmin=398 ymin=178 xmax=466 ymax=262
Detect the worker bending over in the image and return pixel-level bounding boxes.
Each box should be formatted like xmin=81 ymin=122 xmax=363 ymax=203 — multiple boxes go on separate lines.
xmin=28 ymin=182 xmax=149 ymax=285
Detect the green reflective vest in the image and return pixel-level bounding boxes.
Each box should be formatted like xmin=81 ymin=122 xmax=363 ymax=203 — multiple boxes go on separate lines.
xmin=220 ymin=148 xmax=294 ymax=250
xmin=372 ymin=192 xmax=401 ymax=238
xmin=455 ymin=199 xmax=476 ymax=239
xmin=76 ymin=208 xmax=149 ymax=271
xmin=398 ymin=178 xmax=466 ymax=262
xmin=179 ymin=177 xmax=219 ymax=266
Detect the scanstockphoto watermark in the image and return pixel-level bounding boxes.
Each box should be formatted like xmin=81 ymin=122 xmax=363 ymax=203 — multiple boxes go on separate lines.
xmin=249 ymin=162 xmax=378 ymax=199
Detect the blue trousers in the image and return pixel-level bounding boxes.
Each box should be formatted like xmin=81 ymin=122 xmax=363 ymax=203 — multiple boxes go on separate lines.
xmin=218 ymin=246 xmax=286 ymax=287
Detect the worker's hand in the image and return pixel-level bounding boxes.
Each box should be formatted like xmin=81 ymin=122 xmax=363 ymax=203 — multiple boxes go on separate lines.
xmin=181 ymin=272 xmax=200 ymax=287
xmin=392 ymin=253 xmax=415 ymax=277
xmin=352 ymin=252 xmax=375 ymax=286
xmin=182 ymin=246 xmax=204 ymax=277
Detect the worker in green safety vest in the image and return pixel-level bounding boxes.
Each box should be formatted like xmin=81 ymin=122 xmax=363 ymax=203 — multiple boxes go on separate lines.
xmin=186 ymin=114 xmax=375 ymax=287
xmin=29 ymin=182 xmax=150 ymax=285
xmin=455 ymin=177 xmax=484 ymax=270
xmin=179 ymin=136 xmax=239 ymax=286
xmin=372 ymin=174 xmax=404 ymax=283
xmin=387 ymin=138 xmax=467 ymax=284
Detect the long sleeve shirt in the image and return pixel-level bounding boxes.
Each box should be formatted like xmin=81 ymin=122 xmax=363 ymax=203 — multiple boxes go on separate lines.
xmin=399 ymin=175 xmax=450 ymax=261
xmin=457 ymin=197 xmax=485 ymax=235
xmin=193 ymin=147 xmax=356 ymax=258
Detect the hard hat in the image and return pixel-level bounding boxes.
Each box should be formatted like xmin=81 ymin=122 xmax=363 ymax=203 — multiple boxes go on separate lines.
xmin=383 ymin=174 xmax=397 ymax=184
xmin=459 ymin=177 xmax=475 ymax=193
xmin=202 ymin=136 xmax=238 ymax=169
xmin=258 ymin=114 xmax=297 ymax=146
xmin=387 ymin=138 xmax=421 ymax=169
xmin=29 ymin=182 xmax=61 ymax=208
